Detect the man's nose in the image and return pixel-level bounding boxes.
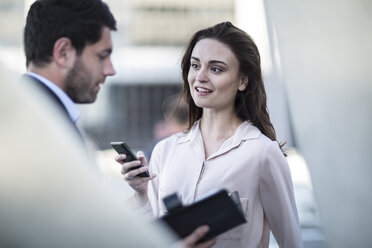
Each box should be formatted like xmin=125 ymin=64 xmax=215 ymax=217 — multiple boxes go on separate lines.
xmin=104 ymin=59 xmax=116 ymax=76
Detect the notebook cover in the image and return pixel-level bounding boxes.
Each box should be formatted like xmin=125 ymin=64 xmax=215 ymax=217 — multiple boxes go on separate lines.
xmin=159 ymin=189 xmax=246 ymax=243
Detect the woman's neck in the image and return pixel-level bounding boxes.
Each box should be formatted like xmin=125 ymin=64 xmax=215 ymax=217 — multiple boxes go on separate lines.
xmin=200 ymin=108 xmax=240 ymax=134
xmin=199 ymin=109 xmax=242 ymax=159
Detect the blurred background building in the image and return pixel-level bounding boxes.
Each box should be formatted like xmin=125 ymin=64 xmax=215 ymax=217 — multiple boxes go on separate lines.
xmin=84 ymin=0 xmax=236 ymax=150
xmin=1 ymin=0 xmax=371 ymax=248
xmin=0 ymin=0 xmax=236 ymax=150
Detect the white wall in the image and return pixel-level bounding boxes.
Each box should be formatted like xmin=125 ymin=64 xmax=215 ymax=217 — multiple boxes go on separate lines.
xmin=236 ymin=0 xmax=295 ymax=147
xmin=264 ymin=1 xmax=372 ymax=247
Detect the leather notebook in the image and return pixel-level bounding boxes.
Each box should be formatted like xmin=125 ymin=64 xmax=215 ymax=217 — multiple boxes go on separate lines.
xmin=159 ymin=189 xmax=246 ymax=243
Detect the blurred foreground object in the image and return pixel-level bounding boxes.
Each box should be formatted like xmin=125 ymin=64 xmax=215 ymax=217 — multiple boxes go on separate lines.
xmin=0 ymin=67 xmax=178 ymax=247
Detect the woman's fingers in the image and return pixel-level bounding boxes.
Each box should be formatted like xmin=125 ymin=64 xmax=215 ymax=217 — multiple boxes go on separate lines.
xmin=121 ymin=160 xmax=141 ymax=174
xmin=127 ymin=174 xmax=157 ymax=194
xmin=115 ymin=150 xmax=156 ymax=193
xmin=115 ymin=154 xmax=126 ymax=164
xmin=183 ymin=226 xmax=210 ymax=247
xmin=194 ymin=238 xmax=216 ymax=248
xmin=127 ymin=174 xmax=156 ymax=186
xmin=123 ymin=165 xmax=149 ymax=179
xmin=136 ymin=151 xmax=148 ymax=166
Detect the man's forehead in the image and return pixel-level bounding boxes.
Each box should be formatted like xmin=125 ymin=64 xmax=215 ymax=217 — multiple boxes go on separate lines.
xmin=84 ymin=27 xmax=113 ymax=51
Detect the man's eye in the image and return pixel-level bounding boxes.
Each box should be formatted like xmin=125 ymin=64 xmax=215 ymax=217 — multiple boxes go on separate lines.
xmin=98 ymin=53 xmax=110 ymax=60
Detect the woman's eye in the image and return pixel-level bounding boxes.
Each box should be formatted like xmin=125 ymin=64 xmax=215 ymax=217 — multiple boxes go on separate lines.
xmin=191 ymin=63 xmax=199 ymax=69
xmin=211 ymin=67 xmax=222 ymax=73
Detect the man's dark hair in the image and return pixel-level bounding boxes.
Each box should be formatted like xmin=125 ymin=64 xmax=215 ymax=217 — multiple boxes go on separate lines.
xmin=24 ymin=0 xmax=116 ymax=67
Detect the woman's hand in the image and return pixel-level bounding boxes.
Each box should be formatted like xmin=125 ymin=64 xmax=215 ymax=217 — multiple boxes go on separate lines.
xmin=115 ymin=151 xmax=156 ymax=200
xmin=183 ymin=226 xmax=217 ymax=248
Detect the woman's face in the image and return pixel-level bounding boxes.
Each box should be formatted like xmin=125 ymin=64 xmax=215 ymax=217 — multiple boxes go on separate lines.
xmin=188 ymin=38 xmax=247 ymax=112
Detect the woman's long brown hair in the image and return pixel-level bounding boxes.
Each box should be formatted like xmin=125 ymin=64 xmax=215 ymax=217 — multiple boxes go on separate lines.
xmin=180 ymin=21 xmax=286 ymax=155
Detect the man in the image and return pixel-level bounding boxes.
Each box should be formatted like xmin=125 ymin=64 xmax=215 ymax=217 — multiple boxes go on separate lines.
xmin=21 ymin=1 xmax=213 ymax=247
xmin=23 ymin=0 xmax=116 ymax=140
xmin=1 ymin=65 xmax=178 ymax=248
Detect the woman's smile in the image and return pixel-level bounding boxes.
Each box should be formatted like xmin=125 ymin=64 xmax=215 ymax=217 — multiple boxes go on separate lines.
xmin=195 ymin=86 xmax=213 ymax=96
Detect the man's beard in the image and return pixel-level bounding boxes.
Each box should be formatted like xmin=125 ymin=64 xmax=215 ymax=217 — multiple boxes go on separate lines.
xmin=64 ymin=58 xmax=96 ymax=103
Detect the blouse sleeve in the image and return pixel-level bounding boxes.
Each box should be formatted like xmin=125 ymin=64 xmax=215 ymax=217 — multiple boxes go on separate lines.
xmin=131 ymin=141 xmax=164 ymax=219
xmin=259 ymin=142 xmax=303 ymax=248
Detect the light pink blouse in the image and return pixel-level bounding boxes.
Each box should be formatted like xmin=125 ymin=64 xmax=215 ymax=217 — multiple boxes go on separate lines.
xmin=144 ymin=120 xmax=303 ymax=248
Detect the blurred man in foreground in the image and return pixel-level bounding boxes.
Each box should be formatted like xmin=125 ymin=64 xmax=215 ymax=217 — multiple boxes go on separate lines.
xmin=0 ymin=65 xmax=178 ymax=247
xmin=14 ymin=0 xmax=210 ymax=246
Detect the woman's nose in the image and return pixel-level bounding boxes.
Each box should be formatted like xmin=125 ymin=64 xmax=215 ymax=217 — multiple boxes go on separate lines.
xmin=196 ymin=68 xmax=208 ymax=83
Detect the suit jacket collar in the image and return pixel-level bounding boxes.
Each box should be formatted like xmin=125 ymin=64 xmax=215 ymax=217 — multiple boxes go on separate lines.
xmin=21 ymin=73 xmax=85 ymax=143
xmin=24 ymin=72 xmax=80 ymax=123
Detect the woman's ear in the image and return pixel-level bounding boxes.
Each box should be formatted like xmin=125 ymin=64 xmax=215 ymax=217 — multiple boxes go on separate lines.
xmin=53 ymin=37 xmax=76 ymax=68
xmin=238 ymin=75 xmax=248 ymax=91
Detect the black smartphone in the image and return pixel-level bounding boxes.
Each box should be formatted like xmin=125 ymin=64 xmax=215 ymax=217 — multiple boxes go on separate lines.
xmin=110 ymin=141 xmax=150 ymax=178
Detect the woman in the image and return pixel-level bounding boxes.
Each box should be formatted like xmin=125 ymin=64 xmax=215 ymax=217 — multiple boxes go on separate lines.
xmin=116 ymin=22 xmax=303 ymax=248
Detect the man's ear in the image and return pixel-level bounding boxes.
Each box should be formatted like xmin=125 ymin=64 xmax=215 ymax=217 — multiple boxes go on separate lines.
xmin=238 ymin=75 xmax=248 ymax=91
xmin=53 ymin=37 xmax=76 ymax=68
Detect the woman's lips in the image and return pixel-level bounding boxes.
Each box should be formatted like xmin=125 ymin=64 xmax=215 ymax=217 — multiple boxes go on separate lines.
xmin=195 ymin=87 xmax=213 ymax=96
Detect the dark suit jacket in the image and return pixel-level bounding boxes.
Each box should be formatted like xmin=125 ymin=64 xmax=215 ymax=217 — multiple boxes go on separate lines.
xmin=21 ymin=74 xmax=84 ymax=143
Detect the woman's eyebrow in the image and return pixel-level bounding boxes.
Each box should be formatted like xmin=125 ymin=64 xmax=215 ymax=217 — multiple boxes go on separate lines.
xmin=190 ymin=56 xmax=200 ymax=61
xmin=209 ymin=60 xmax=227 ymax=66
xmin=191 ymin=56 xmax=227 ymax=66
